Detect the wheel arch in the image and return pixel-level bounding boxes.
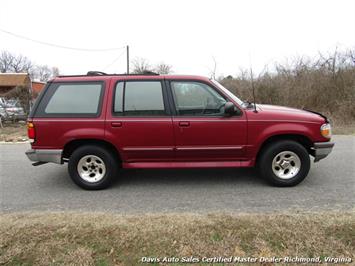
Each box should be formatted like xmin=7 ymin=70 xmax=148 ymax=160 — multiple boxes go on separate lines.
xmin=255 ymin=134 xmax=313 ymax=164
xmin=62 ymin=138 xmax=121 ymax=162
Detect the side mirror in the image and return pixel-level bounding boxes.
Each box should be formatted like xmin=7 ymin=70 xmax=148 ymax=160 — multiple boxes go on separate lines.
xmin=224 ymin=102 xmax=236 ymax=116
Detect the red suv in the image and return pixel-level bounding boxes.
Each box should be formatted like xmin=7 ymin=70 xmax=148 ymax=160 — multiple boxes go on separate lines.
xmin=26 ymin=72 xmax=334 ymax=189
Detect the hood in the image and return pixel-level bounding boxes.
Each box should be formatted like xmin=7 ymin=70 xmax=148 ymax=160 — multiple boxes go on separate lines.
xmin=253 ymin=104 xmax=327 ymax=123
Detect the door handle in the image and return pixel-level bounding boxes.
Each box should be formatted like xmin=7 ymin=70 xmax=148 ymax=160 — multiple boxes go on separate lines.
xmin=111 ymin=122 xmax=122 ymax=127
xmin=179 ymin=121 xmax=190 ymax=127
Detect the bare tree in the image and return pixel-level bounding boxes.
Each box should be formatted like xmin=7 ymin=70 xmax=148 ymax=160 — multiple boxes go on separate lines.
xmin=34 ymin=65 xmax=52 ymax=82
xmin=208 ymin=56 xmax=217 ymax=79
xmin=131 ymin=58 xmax=174 ymax=74
xmin=12 ymin=54 xmax=33 ymax=73
xmin=0 ymin=50 xmax=60 ymax=81
xmin=34 ymin=65 xmax=60 ymax=82
xmin=0 ymin=51 xmax=33 ymax=73
xmin=51 ymin=66 xmax=60 ymax=78
xmin=0 ymin=51 xmax=14 ymax=72
xmin=155 ymin=62 xmax=173 ymax=74
xmin=131 ymin=58 xmax=153 ymax=74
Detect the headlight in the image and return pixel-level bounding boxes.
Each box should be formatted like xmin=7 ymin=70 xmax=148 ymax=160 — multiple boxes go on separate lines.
xmin=320 ymin=123 xmax=332 ymax=138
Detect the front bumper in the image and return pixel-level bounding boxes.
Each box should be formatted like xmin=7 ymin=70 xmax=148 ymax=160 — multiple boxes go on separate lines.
xmin=312 ymin=142 xmax=334 ymax=162
xmin=25 ymin=149 xmax=63 ymax=164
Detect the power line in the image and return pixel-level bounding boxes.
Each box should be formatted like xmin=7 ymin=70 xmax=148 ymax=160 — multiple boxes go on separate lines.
xmin=0 ymin=28 xmax=126 ymax=52
xmin=103 ymin=49 xmax=126 ymax=71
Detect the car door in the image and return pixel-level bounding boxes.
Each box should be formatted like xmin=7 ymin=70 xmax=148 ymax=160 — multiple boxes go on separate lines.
xmin=105 ymin=78 xmax=175 ymax=162
xmin=169 ymin=80 xmax=247 ymax=161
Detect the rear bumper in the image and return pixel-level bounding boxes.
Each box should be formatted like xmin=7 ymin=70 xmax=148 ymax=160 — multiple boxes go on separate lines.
xmin=25 ymin=149 xmax=63 ymax=164
xmin=312 ymin=142 xmax=334 ymax=162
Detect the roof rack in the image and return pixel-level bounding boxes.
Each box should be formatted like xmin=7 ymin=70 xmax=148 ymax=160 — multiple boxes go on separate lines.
xmin=86 ymin=70 xmax=160 ymax=76
xmin=57 ymin=71 xmax=160 ymax=78
xmin=87 ymin=71 xmax=107 ymax=76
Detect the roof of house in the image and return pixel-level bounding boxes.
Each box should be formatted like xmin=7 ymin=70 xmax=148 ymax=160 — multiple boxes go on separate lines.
xmin=32 ymin=81 xmax=46 ymax=85
xmin=0 ymin=73 xmax=31 ymax=87
xmin=31 ymin=81 xmax=46 ymax=93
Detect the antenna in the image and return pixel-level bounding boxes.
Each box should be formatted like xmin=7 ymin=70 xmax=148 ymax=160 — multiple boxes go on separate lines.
xmin=250 ymin=67 xmax=258 ymax=113
xmin=126 ymin=45 xmax=129 ymax=74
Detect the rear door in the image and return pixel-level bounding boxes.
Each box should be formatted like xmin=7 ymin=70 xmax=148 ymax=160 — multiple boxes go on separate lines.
xmin=105 ymin=78 xmax=175 ymax=162
xmin=168 ymin=80 xmax=247 ymax=161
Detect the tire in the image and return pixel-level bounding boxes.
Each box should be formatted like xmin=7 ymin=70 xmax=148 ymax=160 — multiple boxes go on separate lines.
xmin=68 ymin=145 xmax=118 ymax=190
xmin=258 ymin=140 xmax=310 ymax=187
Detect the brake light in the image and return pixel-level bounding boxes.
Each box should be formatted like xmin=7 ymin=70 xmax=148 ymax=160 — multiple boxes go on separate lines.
xmin=27 ymin=122 xmax=35 ymax=140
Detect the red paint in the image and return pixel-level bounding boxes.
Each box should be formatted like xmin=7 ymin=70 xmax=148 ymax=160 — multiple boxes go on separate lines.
xmin=30 ymin=74 xmax=330 ymax=168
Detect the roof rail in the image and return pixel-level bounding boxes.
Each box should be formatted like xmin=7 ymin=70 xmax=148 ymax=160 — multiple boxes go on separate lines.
xmin=57 ymin=71 xmax=160 ymax=78
xmin=86 ymin=70 xmax=159 ymax=76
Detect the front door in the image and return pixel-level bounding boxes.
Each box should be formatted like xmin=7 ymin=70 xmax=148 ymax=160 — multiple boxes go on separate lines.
xmin=105 ymin=79 xmax=175 ymax=162
xmin=169 ymin=80 xmax=247 ymax=161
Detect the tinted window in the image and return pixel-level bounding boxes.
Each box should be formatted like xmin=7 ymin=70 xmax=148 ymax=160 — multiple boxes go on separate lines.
xmin=114 ymin=82 xmax=124 ymax=113
xmin=45 ymin=83 xmax=102 ymax=114
xmin=171 ymin=81 xmax=226 ymax=116
xmin=114 ymin=81 xmax=165 ymax=116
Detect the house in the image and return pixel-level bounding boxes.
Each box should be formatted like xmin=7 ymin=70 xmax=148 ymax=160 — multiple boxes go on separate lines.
xmin=0 ymin=73 xmax=45 ymax=98
xmin=31 ymin=81 xmax=46 ymax=95
xmin=0 ymin=73 xmax=31 ymax=95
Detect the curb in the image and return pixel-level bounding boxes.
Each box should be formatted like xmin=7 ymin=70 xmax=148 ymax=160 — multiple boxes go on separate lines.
xmin=0 ymin=141 xmax=30 ymax=144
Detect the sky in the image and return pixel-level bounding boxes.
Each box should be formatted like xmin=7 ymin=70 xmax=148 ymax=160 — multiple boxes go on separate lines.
xmin=0 ymin=0 xmax=354 ymax=77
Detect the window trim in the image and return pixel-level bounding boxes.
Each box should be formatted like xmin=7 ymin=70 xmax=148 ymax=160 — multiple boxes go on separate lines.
xmin=167 ymin=79 xmax=243 ymax=117
xmin=112 ymin=79 xmax=170 ymax=117
xmin=35 ymin=81 xmax=105 ymax=118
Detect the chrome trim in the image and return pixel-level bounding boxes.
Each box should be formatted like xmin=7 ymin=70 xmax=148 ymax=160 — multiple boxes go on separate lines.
xmin=312 ymin=142 xmax=334 ymax=162
xmin=25 ymin=149 xmax=63 ymax=164
xmin=176 ymin=146 xmax=244 ymax=151
xmin=122 ymin=147 xmax=174 ymax=151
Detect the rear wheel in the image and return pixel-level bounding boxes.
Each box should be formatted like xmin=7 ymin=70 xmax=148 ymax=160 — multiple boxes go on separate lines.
xmin=258 ymin=140 xmax=310 ymax=186
xmin=68 ymin=145 xmax=118 ymax=190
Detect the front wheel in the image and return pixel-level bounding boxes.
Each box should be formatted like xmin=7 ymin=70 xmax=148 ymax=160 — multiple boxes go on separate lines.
xmin=68 ymin=145 xmax=118 ymax=190
xmin=258 ymin=140 xmax=310 ymax=187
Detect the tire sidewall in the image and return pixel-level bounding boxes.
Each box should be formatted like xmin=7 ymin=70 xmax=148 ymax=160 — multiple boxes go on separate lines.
xmin=68 ymin=145 xmax=117 ymax=190
xmin=259 ymin=141 xmax=310 ymax=186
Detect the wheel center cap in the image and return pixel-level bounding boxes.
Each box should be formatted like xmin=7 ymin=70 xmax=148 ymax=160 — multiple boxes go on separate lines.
xmin=280 ymin=160 xmax=290 ymax=169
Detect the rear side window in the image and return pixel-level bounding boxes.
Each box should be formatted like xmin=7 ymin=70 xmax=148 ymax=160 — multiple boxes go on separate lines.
xmin=35 ymin=82 xmax=104 ymax=117
xmin=113 ymin=81 xmax=166 ymax=116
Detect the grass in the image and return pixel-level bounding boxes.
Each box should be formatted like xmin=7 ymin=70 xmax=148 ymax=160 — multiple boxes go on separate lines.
xmin=0 ymin=123 xmax=27 ymax=142
xmin=0 ymin=212 xmax=354 ymax=265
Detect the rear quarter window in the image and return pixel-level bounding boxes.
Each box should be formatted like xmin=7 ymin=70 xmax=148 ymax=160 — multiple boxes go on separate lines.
xmin=35 ymin=81 xmax=104 ymax=117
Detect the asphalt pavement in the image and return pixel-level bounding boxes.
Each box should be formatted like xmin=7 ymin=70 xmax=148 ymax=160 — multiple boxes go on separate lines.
xmin=0 ymin=135 xmax=354 ymax=213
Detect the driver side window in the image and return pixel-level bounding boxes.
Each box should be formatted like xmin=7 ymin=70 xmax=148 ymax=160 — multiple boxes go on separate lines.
xmin=171 ymin=81 xmax=226 ymax=116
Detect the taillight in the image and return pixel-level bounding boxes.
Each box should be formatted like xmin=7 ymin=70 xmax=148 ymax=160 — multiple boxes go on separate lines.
xmin=27 ymin=122 xmax=35 ymax=140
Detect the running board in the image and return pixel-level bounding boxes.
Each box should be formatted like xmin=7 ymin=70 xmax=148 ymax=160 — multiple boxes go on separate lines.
xmin=122 ymin=160 xmax=253 ymax=169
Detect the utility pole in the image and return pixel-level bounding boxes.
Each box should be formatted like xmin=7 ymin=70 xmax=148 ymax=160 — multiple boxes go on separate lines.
xmin=126 ymin=45 xmax=129 ymax=74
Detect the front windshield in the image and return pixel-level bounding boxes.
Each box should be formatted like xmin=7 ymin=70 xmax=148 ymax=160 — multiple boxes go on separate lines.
xmin=210 ymin=79 xmax=244 ymax=106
